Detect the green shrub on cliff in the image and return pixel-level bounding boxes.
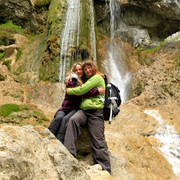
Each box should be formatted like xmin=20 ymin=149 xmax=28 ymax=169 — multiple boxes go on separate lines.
xmin=35 ymin=0 xmax=51 ymax=6
xmin=2 ymin=60 xmax=11 ymax=71
xmin=16 ymin=49 xmax=22 ymax=62
xmin=0 ymin=74 xmax=5 ymax=81
xmin=0 ymin=104 xmax=30 ymax=118
xmin=0 ymin=21 xmax=24 ymax=34
xmin=0 ymin=30 xmax=15 ymax=46
xmin=134 ymin=79 xmax=143 ymax=96
xmin=0 ymin=51 xmax=4 ymax=60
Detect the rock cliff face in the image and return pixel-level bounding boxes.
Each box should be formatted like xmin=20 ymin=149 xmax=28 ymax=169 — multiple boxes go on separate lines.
xmin=0 ymin=0 xmax=49 ymax=33
xmin=0 ymin=125 xmax=90 ymax=180
xmin=0 ymin=0 xmax=180 ymax=180
xmin=95 ymin=0 xmax=180 ymax=47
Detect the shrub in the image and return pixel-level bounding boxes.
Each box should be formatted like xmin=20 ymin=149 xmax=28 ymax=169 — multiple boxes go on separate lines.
xmin=134 ymin=80 xmax=143 ymax=96
xmin=2 ymin=60 xmax=11 ymax=71
xmin=0 ymin=74 xmax=5 ymax=81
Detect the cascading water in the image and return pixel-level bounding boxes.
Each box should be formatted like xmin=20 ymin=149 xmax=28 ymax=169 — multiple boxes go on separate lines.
xmin=104 ymin=0 xmax=131 ymax=103
xmin=59 ymin=0 xmax=97 ymax=83
xmin=88 ymin=0 xmax=97 ymax=62
xmin=59 ymin=0 xmax=81 ymax=83
xmin=144 ymin=110 xmax=180 ymax=176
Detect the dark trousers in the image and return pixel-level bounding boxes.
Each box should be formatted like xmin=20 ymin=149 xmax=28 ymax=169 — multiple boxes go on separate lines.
xmin=64 ymin=109 xmax=111 ymax=173
xmin=48 ymin=109 xmax=76 ymax=143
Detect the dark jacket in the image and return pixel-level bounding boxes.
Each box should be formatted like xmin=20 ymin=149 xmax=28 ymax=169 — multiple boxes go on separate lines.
xmin=59 ymin=79 xmax=99 ymax=111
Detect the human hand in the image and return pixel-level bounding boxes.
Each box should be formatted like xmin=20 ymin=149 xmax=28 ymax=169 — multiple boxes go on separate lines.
xmin=65 ymin=74 xmax=72 ymax=85
xmin=99 ymin=73 xmax=105 ymax=79
xmin=66 ymin=88 xmax=69 ymax=94
xmin=98 ymin=87 xmax=105 ymax=95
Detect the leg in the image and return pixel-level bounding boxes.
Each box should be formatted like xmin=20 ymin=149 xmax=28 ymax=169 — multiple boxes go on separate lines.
xmin=64 ymin=110 xmax=87 ymax=157
xmin=56 ymin=109 xmax=77 ymax=144
xmin=48 ymin=110 xmax=66 ymax=136
xmin=86 ymin=109 xmax=111 ymax=173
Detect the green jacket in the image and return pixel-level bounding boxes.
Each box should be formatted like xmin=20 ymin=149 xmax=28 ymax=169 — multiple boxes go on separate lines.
xmin=67 ymin=74 xmax=105 ymax=110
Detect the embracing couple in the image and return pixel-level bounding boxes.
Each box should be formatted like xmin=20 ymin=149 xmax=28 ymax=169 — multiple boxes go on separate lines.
xmin=48 ymin=59 xmax=111 ymax=174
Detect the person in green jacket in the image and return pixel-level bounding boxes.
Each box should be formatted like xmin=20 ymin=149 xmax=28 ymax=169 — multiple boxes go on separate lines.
xmin=64 ymin=60 xmax=111 ymax=174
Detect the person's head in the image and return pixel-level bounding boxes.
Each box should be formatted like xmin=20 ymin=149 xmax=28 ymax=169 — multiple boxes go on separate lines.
xmin=82 ymin=60 xmax=97 ymax=77
xmin=71 ymin=62 xmax=83 ymax=78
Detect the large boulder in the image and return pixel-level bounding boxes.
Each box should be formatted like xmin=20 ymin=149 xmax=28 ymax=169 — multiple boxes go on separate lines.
xmin=0 ymin=125 xmax=90 ymax=180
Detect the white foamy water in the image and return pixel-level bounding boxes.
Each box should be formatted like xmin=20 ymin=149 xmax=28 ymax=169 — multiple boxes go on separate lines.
xmin=59 ymin=0 xmax=97 ymax=83
xmin=59 ymin=0 xmax=81 ymax=83
xmin=144 ymin=109 xmax=180 ymax=175
xmin=104 ymin=0 xmax=131 ymax=103
xmin=104 ymin=50 xmax=131 ymax=103
xmin=88 ymin=0 xmax=97 ymax=62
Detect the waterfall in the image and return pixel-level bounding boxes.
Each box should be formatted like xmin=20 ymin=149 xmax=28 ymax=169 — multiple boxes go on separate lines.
xmin=88 ymin=0 xmax=97 ymax=62
xmin=59 ymin=0 xmax=97 ymax=83
xmin=59 ymin=0 xmax=81 ymax=83
xmin=104 ymin=0 xmax=131 ymax=103
xmin=144 ymin=110 xmax=180 ymax=176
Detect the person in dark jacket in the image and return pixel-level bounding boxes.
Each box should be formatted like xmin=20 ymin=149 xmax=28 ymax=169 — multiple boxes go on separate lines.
xmin=64 ymin=60 xmax=111 ymax=174
xmin=48 ymin=62 xmax=104 ymax=144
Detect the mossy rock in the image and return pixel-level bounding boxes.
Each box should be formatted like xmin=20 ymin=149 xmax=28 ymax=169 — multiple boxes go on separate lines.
xmin=0 ymin=104 xmax=49 ymax=127
xmin=39 ymin=35 xmax=60 ymax=82
xmin=35 ymin=0 xmax=51 ymax=7
xmin=0 ymin=30 xmax=15 ymax=46
xmin=2 ymin=60 xmax=11 ymax=71
xmin=0 ymin=104 xmax=30 ymax=118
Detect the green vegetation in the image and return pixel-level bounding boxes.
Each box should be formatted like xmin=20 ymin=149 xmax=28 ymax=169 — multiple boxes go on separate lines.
xmin=0 ymin=30 xmax=16 ymax=46
xmin=136 ymin=40 xmax=168 ymax=66
xmin=0 ymin=104 xmax=49 ymax=126
xmin=0 ymin=21 xmax=43 ymax=42
xmin=27 ymin=33 xmax=44 ymax=41
xmin=2 ymin=60 xmax=11 ymax=71
xmin=32 ymin=110 xmax=49 ymax=123
xmin=35 ymin=0 xmax=51 ymax=6
xmin=0 ymin=104 xmax=30 ymax=118
xmin=137 ymin=50 xmax=147 ymax=65
xmin=134 ymin=80 xmax=143 ymax=96
xmin=39 ymin=56 xmax=59 ymax=82
xmin=0 ymin=21 xmax=24 ymax=34
xmin=47 ymin=0 xmax=64 ymax=36
xmin=0 ymin=51 xmax=4 ymax=60
xmin=0 ymin=74 xmax=5 ymax=81
xmin=16 ymin=49 xmax=22 ymax=61
xmin=145 ymin=40 xmax=167 ymax=53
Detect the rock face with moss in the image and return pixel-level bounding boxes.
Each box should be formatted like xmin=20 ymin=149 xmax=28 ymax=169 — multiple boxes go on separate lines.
xmin=0 ymin=1 xmax=180 ymax=180
xmin=0 ymin=0 xmax=49 ymax=33
xmin=131 ymin=41 xmax=180 ymax=110
xmin=95 ymin=0 xmax=180 ymax=48
xmin=40 ymin=0 xmax=98 ymax=82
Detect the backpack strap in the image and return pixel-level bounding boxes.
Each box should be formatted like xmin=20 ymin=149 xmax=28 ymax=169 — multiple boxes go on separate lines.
xmin=99 ymin=95 xmax=105 ymax=102
xmin=109 ymin=104 xmax=113 ymax=124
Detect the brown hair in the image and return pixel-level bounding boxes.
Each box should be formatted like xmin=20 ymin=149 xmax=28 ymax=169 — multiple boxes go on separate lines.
xmin=82 ymin=60 xmax=97 ymax=76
